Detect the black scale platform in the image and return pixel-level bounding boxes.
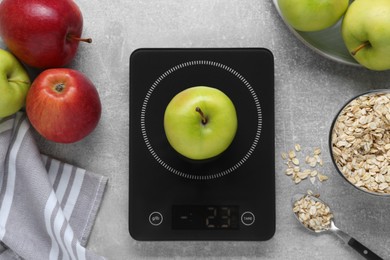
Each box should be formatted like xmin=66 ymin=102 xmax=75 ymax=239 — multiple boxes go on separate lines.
xmin=129 ymin=48 xmax=275 ymax=241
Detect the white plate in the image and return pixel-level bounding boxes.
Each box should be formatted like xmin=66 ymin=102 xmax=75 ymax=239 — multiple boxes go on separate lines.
xmin=273 ymin=0 xmax=360 ymax=67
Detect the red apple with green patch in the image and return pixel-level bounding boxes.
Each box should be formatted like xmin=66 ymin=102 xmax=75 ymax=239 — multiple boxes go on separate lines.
xmin=164 ymin=86 xmax=238 ymax=160
xmin=26 ymin=68 xmax=101 ymax=143
xmin=0 ymin=0 xmax=91 ymax=69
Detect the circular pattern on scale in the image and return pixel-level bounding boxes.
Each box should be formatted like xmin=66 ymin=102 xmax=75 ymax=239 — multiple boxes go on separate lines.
xmin=140 ymin=60 xmax=262 ymax=180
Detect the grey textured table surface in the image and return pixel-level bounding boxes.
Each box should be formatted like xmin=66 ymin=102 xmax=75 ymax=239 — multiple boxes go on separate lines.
xmin=2 ymin=1 xmax=390 ymax=259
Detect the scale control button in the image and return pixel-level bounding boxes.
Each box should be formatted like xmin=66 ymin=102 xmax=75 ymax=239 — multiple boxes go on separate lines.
xmin=241 ymin=211 xmax=255 ymax=226
xmin=149 ymin=212 xmax=163 ymax=226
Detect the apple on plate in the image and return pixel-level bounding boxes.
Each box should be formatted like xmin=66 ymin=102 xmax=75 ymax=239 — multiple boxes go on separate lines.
xmin=0 ymin=48 xmax=31 ymax=118
xmin=26 ymin=68 xmax=101 ymax=143
xmin=342 ymin=0 xmax=390 ymax=71
xmin=278 ymin=0 xmax=349 ymax=32
xmin=0 ymin=0 xmax=91 ymax=69
xmin=164 ymin=86 xmax=238 ymax=161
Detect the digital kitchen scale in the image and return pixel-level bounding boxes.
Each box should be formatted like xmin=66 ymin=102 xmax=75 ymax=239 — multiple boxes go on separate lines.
xmin=129 ymin=48 xmax=275 ymax=241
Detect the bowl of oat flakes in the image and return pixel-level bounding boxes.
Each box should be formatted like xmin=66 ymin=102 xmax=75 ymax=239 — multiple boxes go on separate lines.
xmin=330 ymin=90 xmax=390 ymax=196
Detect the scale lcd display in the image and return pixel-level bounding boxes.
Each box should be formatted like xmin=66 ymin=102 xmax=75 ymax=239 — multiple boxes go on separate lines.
xmin=172 ymin=205 xmax=239 ymax=230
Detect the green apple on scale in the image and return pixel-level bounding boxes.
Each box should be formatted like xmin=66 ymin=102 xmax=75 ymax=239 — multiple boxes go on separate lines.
xmin=0 ymin=48 xmax=30 ymax=117
xmin=278 ymin=0 xmax=349 ymax=32
xmin=164 ymin=86 xmax=238 ymax=161
xmin=342 ymin=0 xmax=390 ymax=71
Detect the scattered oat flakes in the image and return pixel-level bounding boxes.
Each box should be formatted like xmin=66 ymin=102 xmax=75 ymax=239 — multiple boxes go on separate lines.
xmin=309 ymin=160 xmax=317 ymax=168
xmin=296 ymin=171 xmax=308 ymax=180
xmin=285 ymin=168 xmax=293 ymax=176
xmin=281 ymin=144 xmax=328 ymax=185
xmin=310 ymin=170 xmax=318 ymax=177
xmin=292 ymin=158 xmax=300 ymax=166
xmin=289 ymin=150 xmax=296 ymax=159
xmin=318 ymin=158 xmax=324 ymax=166
xmin=314 ymin=148 xmax=321 ymax=155
xmin=318 ymin=173 xmax=329 ymax=182
xmin=305 ymin=156 xmax=310 ymax=164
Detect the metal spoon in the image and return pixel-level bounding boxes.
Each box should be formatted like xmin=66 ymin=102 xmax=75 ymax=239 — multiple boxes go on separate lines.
xmin=292 ymin=193 xmax=383 ymax=260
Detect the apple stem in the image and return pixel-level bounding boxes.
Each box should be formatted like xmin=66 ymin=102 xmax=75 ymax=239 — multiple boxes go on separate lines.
xmin=195 ymin=107 xmax=208 ymax=125
xmin=67 ymin=34 xmax=92 ymax=43
xmin=351 ymin=41 xmax=370 ymax=56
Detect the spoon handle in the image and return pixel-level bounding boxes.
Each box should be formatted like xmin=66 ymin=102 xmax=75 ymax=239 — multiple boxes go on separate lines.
xmin=347 ymin=238 xmax=383 ymax=260
xmin=331 ymin=223 xmax=383 ymax=260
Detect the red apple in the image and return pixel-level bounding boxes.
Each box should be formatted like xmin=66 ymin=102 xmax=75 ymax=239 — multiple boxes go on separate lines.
xmin=0 ymin=0 xmax=91 ymax=69
xmin=26 ymin=68 xmax=101 ymax=143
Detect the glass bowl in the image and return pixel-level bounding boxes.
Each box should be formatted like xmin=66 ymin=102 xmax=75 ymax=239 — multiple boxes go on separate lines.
xmin=272 ymin=0 xmax=360 ymax=67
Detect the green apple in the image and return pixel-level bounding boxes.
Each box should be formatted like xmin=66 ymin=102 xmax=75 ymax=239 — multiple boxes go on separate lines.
xmin=164 ymin=86 xmax=238 ymax=161
xmin=0 ymin=48 xmax=30 ymax=117
xmin=342 ymin=0 xmax=390 ymax=71
xmin=278 ymin=0 xmax=349 ymax=32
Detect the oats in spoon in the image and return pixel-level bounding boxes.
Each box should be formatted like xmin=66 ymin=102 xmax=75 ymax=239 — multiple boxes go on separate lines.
xmin=293 ymin=193 xmax=333 ymax=232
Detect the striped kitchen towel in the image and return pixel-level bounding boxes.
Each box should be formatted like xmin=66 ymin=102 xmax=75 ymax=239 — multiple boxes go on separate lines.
xmin=0 ymin=112 xmax=108 ymax=260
